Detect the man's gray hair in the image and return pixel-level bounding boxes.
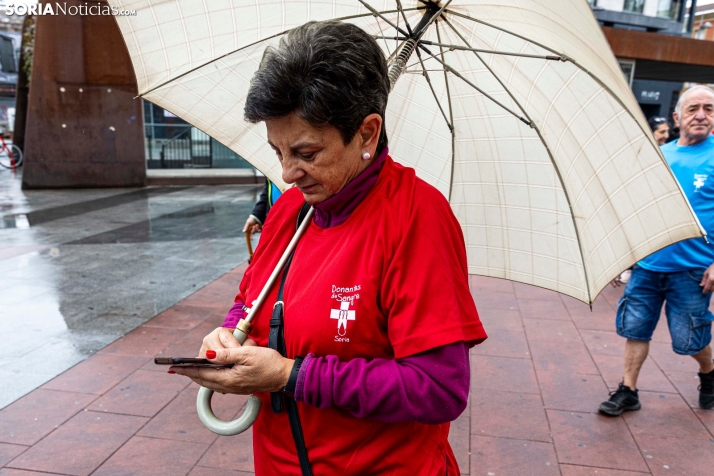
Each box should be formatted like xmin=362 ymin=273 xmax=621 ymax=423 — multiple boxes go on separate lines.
xmin=675 ymin=85 xmax=714 ymax=116
xmin=244 ymin=21 xmax=390 ymax=152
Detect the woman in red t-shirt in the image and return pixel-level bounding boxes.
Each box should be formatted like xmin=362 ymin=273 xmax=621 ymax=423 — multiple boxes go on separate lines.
xmin=170 ymin=20 xmax=487 ymax=476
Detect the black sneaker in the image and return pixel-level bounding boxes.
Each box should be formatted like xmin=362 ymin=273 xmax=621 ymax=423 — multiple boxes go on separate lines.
xmin=698 ymin=365 xmax=714 ymax=410
xmin=599 ymin=383 xmax=641 ymax=416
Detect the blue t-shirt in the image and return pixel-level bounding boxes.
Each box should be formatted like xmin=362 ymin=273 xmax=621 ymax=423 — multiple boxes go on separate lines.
xmin=638 ymin=135 xmax=714 ymax=272
xmin=269 ymin=181 xmax=282 ymax=206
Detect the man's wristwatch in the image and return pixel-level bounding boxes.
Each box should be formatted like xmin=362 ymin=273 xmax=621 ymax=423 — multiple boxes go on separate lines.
xmin=283 ymin=356 xmax=304 ymax=396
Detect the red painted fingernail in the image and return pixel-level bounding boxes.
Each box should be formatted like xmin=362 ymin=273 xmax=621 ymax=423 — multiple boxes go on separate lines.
xmin=167 ymin=370 xmax=176 ymax=374
xmin=206 ymin=350 xmax=217 ymax=359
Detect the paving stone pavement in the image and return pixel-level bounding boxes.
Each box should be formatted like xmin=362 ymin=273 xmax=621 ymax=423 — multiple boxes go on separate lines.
xmin=1 ymin=269 xmax=713 ymax=475
xmin=0 ymin=169 xmax=261 ymax=409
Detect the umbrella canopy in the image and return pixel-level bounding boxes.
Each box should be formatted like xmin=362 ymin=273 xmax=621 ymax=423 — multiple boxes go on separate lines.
xmin=109 ymin=0 xmax=704 ymax=303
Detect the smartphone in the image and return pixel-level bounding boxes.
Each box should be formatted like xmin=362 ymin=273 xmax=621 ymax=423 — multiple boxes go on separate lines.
xmin=154 ymin=357 xmax=233 ymax=369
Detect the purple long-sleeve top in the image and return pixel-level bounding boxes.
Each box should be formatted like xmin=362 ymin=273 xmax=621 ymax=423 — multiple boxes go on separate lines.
xmin=222 ymin=148 xmax=470 ymax=423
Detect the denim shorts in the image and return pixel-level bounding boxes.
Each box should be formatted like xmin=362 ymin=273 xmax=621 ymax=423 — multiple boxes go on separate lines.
xmin=616 ymin=266 xmax=714 ymax=355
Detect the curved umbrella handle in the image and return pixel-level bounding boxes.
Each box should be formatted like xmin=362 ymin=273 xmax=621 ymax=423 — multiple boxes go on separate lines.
xmin=197 ymin=389 xmax=261 ymax=436
xmin=196 ymin=327 xmax=261 ymax=435
xmin=198 ymin=207 xmax=314 ymax=436
xmin=245 ymin=228 xmax=255 ymax=259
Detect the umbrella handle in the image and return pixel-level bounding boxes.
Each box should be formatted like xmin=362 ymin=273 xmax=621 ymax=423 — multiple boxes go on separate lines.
xmin=196 ymin=327 xmax=261 ymax=435
xmin=196 ymin=390 xmax=262 ymax=436
xmin=245 ymin=228 xmax=255 ymax=259
xmin=198 ymin=207 xmax=314 ymax=436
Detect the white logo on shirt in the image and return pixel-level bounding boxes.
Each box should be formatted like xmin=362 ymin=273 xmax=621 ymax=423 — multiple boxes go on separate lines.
xmin=330 ymin=284 xmax=361 ymax=342
xmin=330 ymin=301 xmax=355 ymax=336
xmin=694 ymin=174 xmax=708 ymax=191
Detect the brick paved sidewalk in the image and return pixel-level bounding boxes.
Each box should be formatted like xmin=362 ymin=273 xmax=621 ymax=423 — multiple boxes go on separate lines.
xmin=1 ymin=266 xmax=713 ymax=475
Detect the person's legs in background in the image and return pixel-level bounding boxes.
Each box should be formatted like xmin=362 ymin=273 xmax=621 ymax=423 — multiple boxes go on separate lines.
xmin=622 ymin=339 xmax=650 ymax=390
xmin=664 ymin=269 xmax=714 ymax=409
xmin=694 ymin=346 xmax=714 ymax=409
xmin=692 ymin=345 xmax=714 ymax=373
xmin=600 ymin=266 xmax=664 ymax=416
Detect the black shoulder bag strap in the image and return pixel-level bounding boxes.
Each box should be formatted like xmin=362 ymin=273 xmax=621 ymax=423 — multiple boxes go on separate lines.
xmin=267 ymin=202 xmax=313 ymax=476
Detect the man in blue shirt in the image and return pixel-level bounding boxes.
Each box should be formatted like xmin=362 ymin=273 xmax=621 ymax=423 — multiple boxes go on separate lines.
xmin=600 ymin=86 xmax=714 ymax=416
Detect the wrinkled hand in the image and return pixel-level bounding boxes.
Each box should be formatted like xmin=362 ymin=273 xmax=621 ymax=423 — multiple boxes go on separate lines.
xmin=171 ymin=346 xmax=293 ymax=395
xmin=610 ymin=275 xmax=624 ymax=288
xmin=242 ymin=216 xmax=262 ymax=234
xmin=700 ymin=263 xmax=714 ymax=294
xmin=197 ymin=326 xmax=253 ymax=358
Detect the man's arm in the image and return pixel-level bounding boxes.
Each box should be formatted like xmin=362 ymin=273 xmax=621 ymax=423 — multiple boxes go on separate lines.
xmin=700 ymin=263 xmax=714 ymax=293
xmin=243 ymin=182 xmax=270 ymax=233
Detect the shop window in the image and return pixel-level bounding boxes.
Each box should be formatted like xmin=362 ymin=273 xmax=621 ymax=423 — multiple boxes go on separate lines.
xmin=624 ymin=0 xmax=645 ymax=14
xmin=657 ymin=0 xmax=683 ymax=20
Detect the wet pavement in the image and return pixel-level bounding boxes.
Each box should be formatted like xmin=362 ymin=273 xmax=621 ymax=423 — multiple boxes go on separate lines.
xmin=0 ymin=168 xmax=261 ymax=409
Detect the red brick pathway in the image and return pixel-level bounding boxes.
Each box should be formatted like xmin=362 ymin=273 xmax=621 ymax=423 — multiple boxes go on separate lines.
xmin=1 ymin=266 xmax=712 ymax=475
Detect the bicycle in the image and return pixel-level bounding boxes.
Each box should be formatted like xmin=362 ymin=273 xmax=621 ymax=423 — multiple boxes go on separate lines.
xmin=0 ymin=131 xmax=22 ymax=169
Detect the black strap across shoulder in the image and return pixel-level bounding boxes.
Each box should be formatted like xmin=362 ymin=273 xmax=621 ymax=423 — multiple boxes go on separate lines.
xmin=267 ymin=202 xmax=313 ymax=476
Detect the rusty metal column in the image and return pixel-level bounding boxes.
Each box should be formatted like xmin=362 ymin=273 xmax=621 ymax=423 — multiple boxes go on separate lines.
xmin=22 ymin=1 xmax=146 ymax=188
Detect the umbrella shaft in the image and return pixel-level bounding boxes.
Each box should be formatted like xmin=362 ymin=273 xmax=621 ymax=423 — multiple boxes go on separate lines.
xmin=387 ymin=4 xmax=441 ymax=90
xmin=388 ymin=39 xmax=417 ymax=90
xmin=412 ymin=3 xmax=440 ymax=37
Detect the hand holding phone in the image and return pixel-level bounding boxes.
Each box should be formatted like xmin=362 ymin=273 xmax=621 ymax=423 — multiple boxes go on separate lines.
xmin=154 ymin=357 xmax=233 ymax=369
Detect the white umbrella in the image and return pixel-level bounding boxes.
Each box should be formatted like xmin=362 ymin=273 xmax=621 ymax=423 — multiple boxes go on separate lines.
xmin=109 ymin=0 xmax=704 ymax=304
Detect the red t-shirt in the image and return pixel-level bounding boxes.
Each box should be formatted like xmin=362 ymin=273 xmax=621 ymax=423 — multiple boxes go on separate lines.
xmin=236 ymin=157 xmax=486 ymax=475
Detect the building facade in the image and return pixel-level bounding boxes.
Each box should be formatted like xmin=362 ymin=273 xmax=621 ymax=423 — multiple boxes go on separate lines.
xmin=692 ymin=2 xmax=714 ymax=40
xmin=143 ymin=101 xmax=255 ymax=170
xmin=592 ymin=0 xmax=686 ymax=34
xmin=588 ymin=0 xmax=710 ymax=122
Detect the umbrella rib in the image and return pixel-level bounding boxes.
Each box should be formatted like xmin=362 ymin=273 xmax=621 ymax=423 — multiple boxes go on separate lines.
xmin=442 ymin=17 xmax=593 ymax=303
xmin=417 ymin=44 xmax=531 ymax=127
xmin=404 ymin=69 xmax=447 ymax=73
xmin=405 ymin=47 xmax=455 ymax=70
xmin=379 ymin=37 xmax=553 ymax=65
xmin=373 ymin=35 xmax=410 ymax=41
xmin=443 ymin=9 xmax=564 ymax=58
xmin=414 ymin=47 xmax=452 ymax=132
xmin=395 ymin=0 xmax=413 ymax=36
xmin=374 ymin=12 xmax=394 ymax=57
xmin=358 ymin=0 xmax=410 ymax=37
xmin=419 ymin=40 xmax=565 ymax=61
xmin=396 ymin=0 xmax=399 ymax=52
xmin=435 ymin=20 xmax=456 ymax=203
xmin=138 ymin=8 xmax=420 ymax=97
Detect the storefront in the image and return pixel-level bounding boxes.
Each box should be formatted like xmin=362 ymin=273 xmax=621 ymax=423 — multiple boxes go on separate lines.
xmin=631 ymin=79 xmax=682 ymax=119
xmin=143 ymin=101 xmax=255 ymax=170
xmin=606 ymin=26 xmax=714 ymax=124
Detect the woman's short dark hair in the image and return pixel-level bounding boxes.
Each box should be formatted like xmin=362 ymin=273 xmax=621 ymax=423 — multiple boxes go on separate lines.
xmin=244 ymin=21 xmax=390 ymax=152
